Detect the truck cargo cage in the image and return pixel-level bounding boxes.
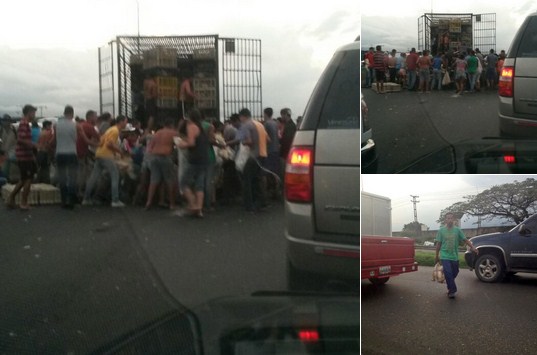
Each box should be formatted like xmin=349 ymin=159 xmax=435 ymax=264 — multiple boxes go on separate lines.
xmin=418 ymin=13 xmax=496 ymax=55
xmin=99 ymin=35 xmax=262 ymax=126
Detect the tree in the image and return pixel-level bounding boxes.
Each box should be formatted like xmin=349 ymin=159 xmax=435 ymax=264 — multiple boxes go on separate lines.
xmin=438 ymin=179 xmax=537 ymax=225
xmin=401 ymin=221 xmax=425 ymax=237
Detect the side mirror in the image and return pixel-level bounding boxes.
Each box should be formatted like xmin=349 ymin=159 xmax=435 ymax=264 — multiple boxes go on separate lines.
xmin=519 ymin=224 xmax=531 ymax=236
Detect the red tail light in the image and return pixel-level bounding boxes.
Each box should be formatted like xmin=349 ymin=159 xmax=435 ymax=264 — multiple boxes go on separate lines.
xmin=503 ymin=155 xmax=516 ymax=164
xmin=298 ymin=329 xmax=319 ymax=342
xmin=498 ymin=66 xmax=514 ymax=97
xmin=285 ymin=147 xmax=313 ymax=203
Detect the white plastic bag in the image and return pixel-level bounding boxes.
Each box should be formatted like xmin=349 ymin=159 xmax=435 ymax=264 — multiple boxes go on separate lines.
xmin=433 ymin=262 xmax=445 ymax=283
xmin=234 ymin=144 xmax=250 ymax=172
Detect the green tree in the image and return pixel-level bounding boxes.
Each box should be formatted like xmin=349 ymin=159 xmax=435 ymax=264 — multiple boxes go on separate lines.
xmin=438 ymin=178 xmax=537 ymax=225
xmin=401 ymin=221 xmax=422 ymax=237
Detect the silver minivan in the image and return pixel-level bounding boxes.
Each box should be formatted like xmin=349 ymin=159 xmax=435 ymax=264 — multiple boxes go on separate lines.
xmin=284 ymin=40 xmax=360 ymax=290
xmin=499 ymin=12 xmax=537 ymax=136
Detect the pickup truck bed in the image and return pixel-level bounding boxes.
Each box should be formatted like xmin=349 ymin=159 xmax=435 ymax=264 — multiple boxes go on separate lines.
xmin=361 ymin=235 xmax=418 ymax=283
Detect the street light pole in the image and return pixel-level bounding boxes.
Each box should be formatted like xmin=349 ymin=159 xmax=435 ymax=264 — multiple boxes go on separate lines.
xmin=136 ymin=0 xmax=141 ymax=55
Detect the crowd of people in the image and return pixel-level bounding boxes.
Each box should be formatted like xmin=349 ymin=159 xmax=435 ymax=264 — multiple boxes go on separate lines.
xmin=364 ymin=45 xmax=507 ymax=95
xmin=0 ymin=104 xmax=298 ymax=217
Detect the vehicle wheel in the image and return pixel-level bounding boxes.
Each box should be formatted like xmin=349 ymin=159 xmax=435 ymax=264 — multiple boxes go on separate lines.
xmin=286 ymin=259 xmax=324 ymax=291
xmin=369 ymin=277 xmax=389 ymax=285
xmin=475 ymin=254 xmax=505 ymax=283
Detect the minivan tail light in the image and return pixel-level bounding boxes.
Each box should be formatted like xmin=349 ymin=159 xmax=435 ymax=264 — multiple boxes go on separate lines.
xmin=498 ymin=66 xmax=514 ymax=97
xmin=285 ymin=147 xmax=313 ymax=203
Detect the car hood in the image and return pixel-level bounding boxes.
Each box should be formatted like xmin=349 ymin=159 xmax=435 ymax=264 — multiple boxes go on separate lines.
xmin=92 ymin=291 xmax=360 ymax=355
xmin=470 ymin=232 xmax=505 ymax=245
xmin=397 ymin=137 xmax=537 ymax=173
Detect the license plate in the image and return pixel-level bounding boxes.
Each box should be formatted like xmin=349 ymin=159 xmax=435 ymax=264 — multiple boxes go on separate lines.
xmin=379 ymin=266 xmax=391 ymax=275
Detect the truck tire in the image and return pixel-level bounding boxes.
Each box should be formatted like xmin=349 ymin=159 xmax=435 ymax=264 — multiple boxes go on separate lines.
xmin=475 ymin=254 xmax=505 ymax=283
xmin=369 ymin=277 xmax=389 ymax=285
xmin=286 ymin=259 xmax=323 ymax=291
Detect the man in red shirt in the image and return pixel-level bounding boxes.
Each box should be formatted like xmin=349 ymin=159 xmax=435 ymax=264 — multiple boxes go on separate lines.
xmin=7 ymin=105 xmax=37 ymax=210
xmin=373 ymin=45 xmax=387 ymax=94
xmin=406 ymin=48 xmax=419 ymax=91
xmin=76 ymin=110 xmax=100 ymax=199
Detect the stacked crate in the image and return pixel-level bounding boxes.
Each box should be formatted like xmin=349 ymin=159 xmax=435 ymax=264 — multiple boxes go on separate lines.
xmin=194 ymin=78 xmax=217 ymax=109
xmin=155 ymin=76 xmax=178 ymax=109
xmin=1 ymin=183 xmax=61 ymax=205
xmin=143 ymin=47 xmax=177 ymax=70
xmin=144 ymin=47 xmax=178 ymax=109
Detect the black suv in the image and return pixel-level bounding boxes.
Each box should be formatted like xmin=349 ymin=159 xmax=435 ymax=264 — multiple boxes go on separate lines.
xmin=465 ymin=213 xmax=537 ymax=282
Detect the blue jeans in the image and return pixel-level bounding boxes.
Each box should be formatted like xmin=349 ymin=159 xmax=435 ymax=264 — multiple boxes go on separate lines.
xmin=242 ymin=157 xmax=264 ymax=211
xmin=56 ymin=154 xmax=79 ymax=206
xmin=407 ymin=69 xmax=417 ymax=90
xmin=441 ymin=259 xmax=460 ymax=294
xmin=366 ymin=68 xmax=375 ymax=87
xmin=84 ymin=157 xmax=120 ymax=203
xmin=432 ymin=69 xmax=443 ymax=90
xmin=468 ymin=73 xmax=477 ymax=92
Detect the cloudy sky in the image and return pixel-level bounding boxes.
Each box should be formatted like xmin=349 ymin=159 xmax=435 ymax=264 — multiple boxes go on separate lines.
xmin=361 ymin=175 xmax=536 ymax=232
xmin=362 ymin=0 xmax=537 ymax=52
xmin=0 ymin=0 xmax=359 ymax=118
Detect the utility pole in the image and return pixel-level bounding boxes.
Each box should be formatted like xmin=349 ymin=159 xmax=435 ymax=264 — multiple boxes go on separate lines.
xmin=410 ymin=195 xmax=420 ymax=223
xmin=36 ymin=105 xmax=47 ymax=118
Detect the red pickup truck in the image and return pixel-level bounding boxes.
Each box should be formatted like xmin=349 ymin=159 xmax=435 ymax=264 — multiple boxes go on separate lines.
xmin=361 ymin=235 xmax=418 ymax=285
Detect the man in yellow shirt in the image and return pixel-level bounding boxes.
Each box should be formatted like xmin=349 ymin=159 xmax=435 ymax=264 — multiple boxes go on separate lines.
xmin=82 ymin=115 xmax=128 ymax=207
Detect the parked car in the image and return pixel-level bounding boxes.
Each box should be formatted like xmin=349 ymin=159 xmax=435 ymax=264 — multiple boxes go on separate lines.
xmin=284 ymin=39 xmax=359 ymax=290
xmin=465 ymin=213 xmax=537 ymax=282
xmin=499 ymin=11 xmax=537 ymax=137
xmin=361 ymin=93 xmax=377 ymax=173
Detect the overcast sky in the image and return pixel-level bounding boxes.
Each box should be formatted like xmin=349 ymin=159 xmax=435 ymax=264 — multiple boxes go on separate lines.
xmin=362 ymin=0 xmax=537 ymax=53
xmin=0 ymin=0 xmax=358 ymax=119
xmin=361 ymin=175 xmax=536 ymax=232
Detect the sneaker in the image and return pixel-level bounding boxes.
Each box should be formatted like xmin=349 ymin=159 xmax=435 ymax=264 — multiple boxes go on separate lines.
xmin=111 ymin=201 xmax=125 ymax=208
xmin=82 ymin=199 xmax=93 ymax=206
xmin=448 ymin=293 xmax=455 ymax=299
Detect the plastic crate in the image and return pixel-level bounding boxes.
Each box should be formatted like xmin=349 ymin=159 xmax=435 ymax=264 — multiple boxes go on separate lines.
xmin=156 ymin=76 xmax=178 ymax=89
xmin=197 ymin=89 xmax=217 ymax=100
xmin=157 ymin=87 xmax=178 ymax=98
xmin=196 ymin=99 xmax=216 ymax=109
xmin=193 ymin=78 xmax=216 ymax=90
xmin=2 ymin=184 xmax=40 ymax=205
xmin=143 ymin=47 xmax=177 ymax=69
xmin=33 ymin=183 xmax=61 ymax=205
xmin=193 ymin=48 xmax=216 ymax=60
xmin=371 ymin=82 xmax=402 ymax=93
xmin=157 ymin=97 xmax=178 ymax=109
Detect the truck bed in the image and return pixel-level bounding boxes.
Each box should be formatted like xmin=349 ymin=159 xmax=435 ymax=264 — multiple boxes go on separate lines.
xmin=361 ymin=235 xmax=418 ymax=280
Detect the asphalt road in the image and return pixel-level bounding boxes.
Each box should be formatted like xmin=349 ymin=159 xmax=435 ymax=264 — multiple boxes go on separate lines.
xmin=0 ymin=202 xmax=292 ymax=353
xmin=361 ymin=266 xmax=537 ymax=354
xmin=363 ymin=88 xmax=501 ymax=173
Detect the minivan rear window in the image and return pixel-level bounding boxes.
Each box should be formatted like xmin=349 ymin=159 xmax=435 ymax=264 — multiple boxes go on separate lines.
xmin=516 ymin=16 xmax=537 ymax=58
xmin=301 ymin=49 xmax=360 ymax=130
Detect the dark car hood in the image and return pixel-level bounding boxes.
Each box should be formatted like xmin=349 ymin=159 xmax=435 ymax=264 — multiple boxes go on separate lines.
xmin=397 ymin=137 xmax=537 ymax=174
xmin=92 ymin=291 xmax=360 ymax=355
xmin=470 ymin=232 xmax=505 ymax=245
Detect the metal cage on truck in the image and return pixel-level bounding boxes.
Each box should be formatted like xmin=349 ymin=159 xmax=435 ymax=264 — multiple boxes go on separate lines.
xmin=418 ymin=13 xmax=496 ymax=54
xmin=98 ymin=35 xmax=262 ymax=124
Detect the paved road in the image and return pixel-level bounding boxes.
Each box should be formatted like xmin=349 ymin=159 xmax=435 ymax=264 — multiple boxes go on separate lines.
xmin=361 ymin=266 xmax=537 ymax=354
xmin=0 ymin=203 xmax=291 ymax=353
xmin=363 ymin=88 xmax=500 ymax=173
